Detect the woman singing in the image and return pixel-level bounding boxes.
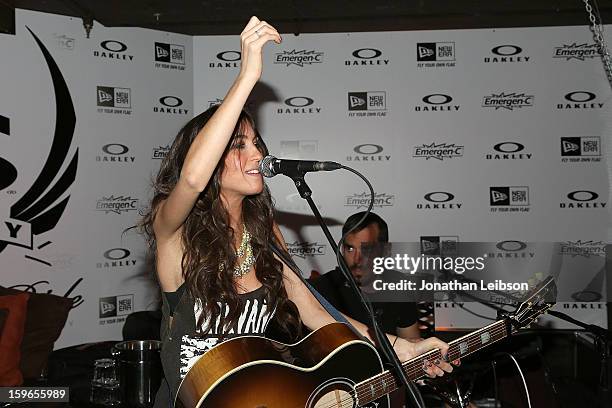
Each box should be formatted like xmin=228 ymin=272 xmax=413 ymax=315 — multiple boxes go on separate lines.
xmin=142 ymin=17 xmax=456 ymax=407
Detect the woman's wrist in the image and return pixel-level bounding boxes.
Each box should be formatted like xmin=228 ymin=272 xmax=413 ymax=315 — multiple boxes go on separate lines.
xmin=236 ymin=71 xmax=259 ymax=87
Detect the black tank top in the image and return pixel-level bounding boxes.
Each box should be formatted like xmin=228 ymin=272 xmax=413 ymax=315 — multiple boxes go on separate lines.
xmin=156 ymin=283 xmax=275 ymax=405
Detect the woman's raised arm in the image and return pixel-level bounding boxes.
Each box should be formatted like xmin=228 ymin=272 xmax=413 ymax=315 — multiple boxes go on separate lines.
xmin=153 ymin=17 xmax=282 ymax=241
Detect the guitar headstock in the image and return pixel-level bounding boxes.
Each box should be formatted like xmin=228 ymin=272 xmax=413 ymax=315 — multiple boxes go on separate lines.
xmin=509 ymin=276 xmax=557 ymax=329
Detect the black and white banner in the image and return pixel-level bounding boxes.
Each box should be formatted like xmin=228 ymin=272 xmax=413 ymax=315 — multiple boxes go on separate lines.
xmin=1 ymin=9 xmax=610 ymax=348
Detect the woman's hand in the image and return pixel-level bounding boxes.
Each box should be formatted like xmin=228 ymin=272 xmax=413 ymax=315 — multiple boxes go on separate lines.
xmin=393 ymin=337 xmax=460 ymax=378
xmin=238 ymin=16 xmax=282 ymax=82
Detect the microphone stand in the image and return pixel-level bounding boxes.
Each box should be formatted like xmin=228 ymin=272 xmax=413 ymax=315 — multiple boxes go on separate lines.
xmin=288 ymin=173 xmax=422 ymax=408
xmin=546 ymin=310 xmax=611 ymax=407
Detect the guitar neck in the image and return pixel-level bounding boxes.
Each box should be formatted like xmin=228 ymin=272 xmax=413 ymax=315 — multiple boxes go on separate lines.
xmin=356 ymin=319 xmax=510 ymax=405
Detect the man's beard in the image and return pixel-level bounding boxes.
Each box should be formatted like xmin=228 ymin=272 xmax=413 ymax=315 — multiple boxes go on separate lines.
xmin=350 ymin=265 xmax=369 ymax=286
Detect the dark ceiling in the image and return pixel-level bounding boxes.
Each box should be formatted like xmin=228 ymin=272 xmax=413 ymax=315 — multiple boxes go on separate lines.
xmin=3 ymin=0 xmax=612 ymax=35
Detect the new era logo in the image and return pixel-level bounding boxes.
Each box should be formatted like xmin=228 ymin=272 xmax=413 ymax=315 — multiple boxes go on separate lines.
xmin=420 ymin=236 xmax=459 ymax=256
xmin=418 ymin=44 xmax=435 ymax=60
xmin=99 ymin=296 xmax=117 ymax=318
xmin=348 ymin=92 xmax=386 ymax=111
xmin=155 ymin=42 xmax=185 ymax=64
xmin=349 ymin=94 xmax=366 ymax=109
xmin=490 ymin=187 xmax=529 ymax=206
xmin=417 ymin=42 xmax=455 ymax=61
xmin=156 ymin=44 xmax=169 ymax=59
xmin=97 ymin=89 xmax=113 ymax=104
xmin=561 ymin=137 xmax=600 ymax=156
xmin=99 ymin=295 xmax=133 ymax=318
xmin=96 ymin=87 xmax=131 ymax=108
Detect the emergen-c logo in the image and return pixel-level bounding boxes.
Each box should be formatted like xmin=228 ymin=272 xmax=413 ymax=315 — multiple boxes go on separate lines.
xmin=286 ymin=242 xmax=326 ymax=258
xmin=553 ymin=43 xmax=599 ymax=61
xmin=152 ymin=145 xmax=170 ymax=160
xmin=95 ymin=195 xmax=139 ymax=214
xmin=274 ymin=50 xmax=324 ymax=67
xmin=345 ymin=192 xmax=395 ymax=209
xmin=412 ymin=143 xmax=464 ymax=160
xmin=482 ymin=93 xmax=534 ymax=110
xmin=560 ymin=240 xmax=606 ymax=258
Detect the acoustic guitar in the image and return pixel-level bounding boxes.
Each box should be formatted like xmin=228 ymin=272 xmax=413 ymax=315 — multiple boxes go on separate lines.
xmin=176 ymin=277 xmax=555 ymax=408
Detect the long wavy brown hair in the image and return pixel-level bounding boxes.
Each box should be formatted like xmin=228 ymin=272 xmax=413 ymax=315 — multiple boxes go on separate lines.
xmin=141 ymin=105 xmax=301 ymax=340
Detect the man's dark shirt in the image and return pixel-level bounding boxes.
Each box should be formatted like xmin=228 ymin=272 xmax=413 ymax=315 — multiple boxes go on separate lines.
xmin=310 ymin=267 xmax=417 ymax=335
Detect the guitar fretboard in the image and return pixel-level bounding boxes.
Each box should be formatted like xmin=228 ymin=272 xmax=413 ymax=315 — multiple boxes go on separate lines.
xmin=355 ymin=320 xmax=509 ymax=405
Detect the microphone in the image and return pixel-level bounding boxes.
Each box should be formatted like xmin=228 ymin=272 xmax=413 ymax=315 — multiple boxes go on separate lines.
xmin=258 ymin=155 xmax=342 ymax=178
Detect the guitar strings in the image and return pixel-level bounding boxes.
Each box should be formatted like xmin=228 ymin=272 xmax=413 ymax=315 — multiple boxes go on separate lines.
xmin=356 ymin=323 xmax=507 ymax=396
xmin=300 ymin=324 xmax=509 ymax=408
xmin=342 ymin=324 xmax=509 ymax=407
xmin=354 ymin=325 xmax=507 ymax=401
xmin=361 ymin=320 xmax=507 ymax=389
xmin=311 ymin=325 xmax=509 ymax=408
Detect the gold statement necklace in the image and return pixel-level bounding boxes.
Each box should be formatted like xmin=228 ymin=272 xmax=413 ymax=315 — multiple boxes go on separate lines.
xmin=232 ymin=225 xmax=255 ymax=278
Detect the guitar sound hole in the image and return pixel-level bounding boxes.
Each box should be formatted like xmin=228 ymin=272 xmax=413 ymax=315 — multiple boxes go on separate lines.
xmin=313 ymin=389 xmax=354 ymax=408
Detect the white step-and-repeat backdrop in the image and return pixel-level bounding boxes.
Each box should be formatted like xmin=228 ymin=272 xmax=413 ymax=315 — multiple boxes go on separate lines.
xmin=1 ymin=9 xmax=610 ymax=347
xmin=1 ymin=10 xmax=191 ymax=347
xmin=193 ymin=26 xmax=611 ymax=331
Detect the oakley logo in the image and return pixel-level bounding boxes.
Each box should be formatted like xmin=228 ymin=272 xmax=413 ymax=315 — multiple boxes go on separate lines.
xmin=492 ymin=45 xmax=522 ymax=56
xmin=565 ymin=91 xmax=596 ymax=102
xmin=216 ymin=51 xmax=241 ymax=61
xmin=496 ymin=240 xmax=527 ymax=251
xmin=567 ymin=190 xmax=598 ymax=201
xmin=159 ymin=96 xmax=183 ymax=107
xmin=493 ymin=142 xmax=524 ymax=153
xmin=352 ymin=48 xmax=382 ymax=59
xmin=423 ymin=94 xmax=453 ymax=105
xmin=424 ymin=192 xmax=454 ymax=203
xmin=102 ymin=144 xmax=129 ymax=155
xmin=101 ymin=40 xmax=127 ymax=53
xmin=103 ymin=248 xmax=131 ymax=260
xmin=285 ymin=97 xmax=314 ymax=107
xmin=354 ymin=144 xmax=383 ymax=155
